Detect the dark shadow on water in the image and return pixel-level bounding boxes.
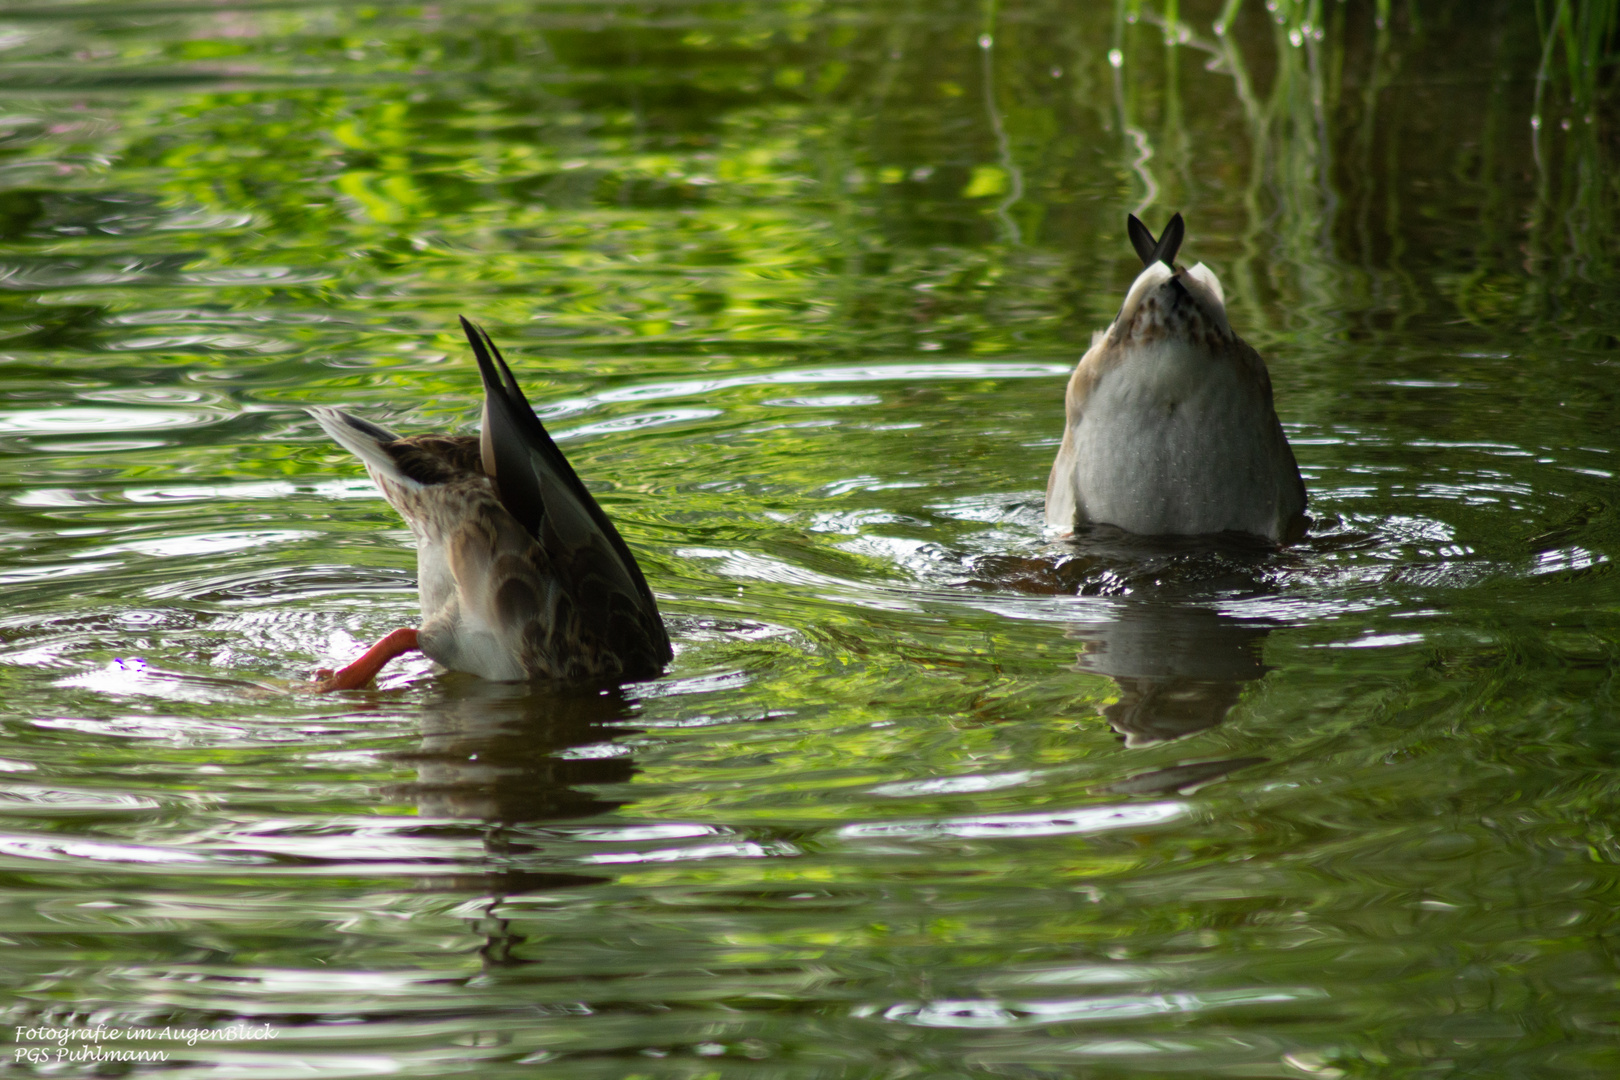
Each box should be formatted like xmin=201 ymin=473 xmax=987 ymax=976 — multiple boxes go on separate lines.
xmin=386 ymin=676 xmax=638 ymax=825
xmin=382 ymin=677 xmax=644 ymax=966
xmin=969 ymin=524 xmax=1290 ymax=598
xmin=1068 ymin=600 xmax=1270 ymax=747
xmin=968 ymin=527 xmax=1286 ymax=791
xmin=380 ymin=677 xmax=641 ymax=965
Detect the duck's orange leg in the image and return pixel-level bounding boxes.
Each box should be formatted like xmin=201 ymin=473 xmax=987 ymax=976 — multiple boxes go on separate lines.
xmin=312 ymin=628 xmax=420 ymax=691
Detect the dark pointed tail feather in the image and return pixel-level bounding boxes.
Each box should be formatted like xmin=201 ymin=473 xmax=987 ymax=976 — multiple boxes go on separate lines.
xmin=461 ymin=315 xmax=547 ymax=538
xmin=1125 ymin=211 xmax=1185 ymax=268
xmin=1154 ymin=212 xmax=1185 ymax=266
xmin=1127 ymin=214 xmax=1158 ymax=266
xmin=457 ymin=316 xmax=667 ymax=634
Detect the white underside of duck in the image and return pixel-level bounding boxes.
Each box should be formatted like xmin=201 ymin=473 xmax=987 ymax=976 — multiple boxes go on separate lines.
xmin=312 ymin=406 xmax=536 ymax=682
xmin=411 ymin=512 xmax=534 ymax=683
xmin=1047 ymin=337 xmax=1299 ymax=539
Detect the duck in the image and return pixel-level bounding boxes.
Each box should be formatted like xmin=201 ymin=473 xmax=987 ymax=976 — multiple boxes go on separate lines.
xmin=1045 ymin=213 xmax=1307 ymax=544
xmin=307 ymin=317 xmax=671 ymax=691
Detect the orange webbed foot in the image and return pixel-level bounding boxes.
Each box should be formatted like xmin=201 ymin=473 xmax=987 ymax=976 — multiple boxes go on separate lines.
xmin=307 ymin=628 xmax=421 ymax=692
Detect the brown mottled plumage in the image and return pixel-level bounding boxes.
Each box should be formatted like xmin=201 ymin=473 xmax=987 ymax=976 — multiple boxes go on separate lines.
xmin=308 ymin=319 xmax=671 ymax=689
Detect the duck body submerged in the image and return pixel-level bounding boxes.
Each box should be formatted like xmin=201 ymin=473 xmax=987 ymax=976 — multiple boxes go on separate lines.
xmin=310 ymin=318 xmax=670 ymax=688
xmin=1045 ymin=214 xmax=1306 ymax=544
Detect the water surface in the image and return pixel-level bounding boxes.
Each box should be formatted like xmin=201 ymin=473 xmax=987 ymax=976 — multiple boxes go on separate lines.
xmin=1 ymin=1 xmax=1618 ymax=1077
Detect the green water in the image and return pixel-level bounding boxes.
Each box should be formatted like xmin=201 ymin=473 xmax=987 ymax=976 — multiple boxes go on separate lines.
xmin=1 ymin=1 xmax=1618 ymax=1076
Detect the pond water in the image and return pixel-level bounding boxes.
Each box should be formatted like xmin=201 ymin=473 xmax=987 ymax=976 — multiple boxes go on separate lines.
xmin=2 ymin=1 xmax=1618 ymax=1076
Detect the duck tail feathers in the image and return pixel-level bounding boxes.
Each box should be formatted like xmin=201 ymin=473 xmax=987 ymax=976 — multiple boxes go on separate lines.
xmin=457 ymin=317 xmax=664 ymax=621
xmin=1125 ymin=211 xmax=1185 ymax=268
xmin=308 ymin=406 xmax=421 ymax=490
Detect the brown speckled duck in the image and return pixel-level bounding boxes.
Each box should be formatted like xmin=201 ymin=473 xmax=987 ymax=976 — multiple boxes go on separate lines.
xmin=1045 ymin=213 xmax=1307 ymax=544
xmin=308 ymin=318 xmax=671 ymax=691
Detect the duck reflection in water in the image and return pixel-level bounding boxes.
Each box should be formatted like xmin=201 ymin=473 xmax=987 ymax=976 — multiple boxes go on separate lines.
xmin=973 ymin=531 xmax=1280 ymax=792
xmin=388 ymin=677 xmax=636 ymax=824
xmin=1068 ymin=600 xmax=1270 ymax=749
xmin=382 ymin=678 xmax=640 ymax=961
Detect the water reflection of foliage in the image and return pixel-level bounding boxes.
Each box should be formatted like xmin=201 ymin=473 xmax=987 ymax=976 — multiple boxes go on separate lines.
xmin=1110 ymin=0 xmax=1619 ymax=353
xmin=3 ymin=1 xmax=1618 ymax=369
